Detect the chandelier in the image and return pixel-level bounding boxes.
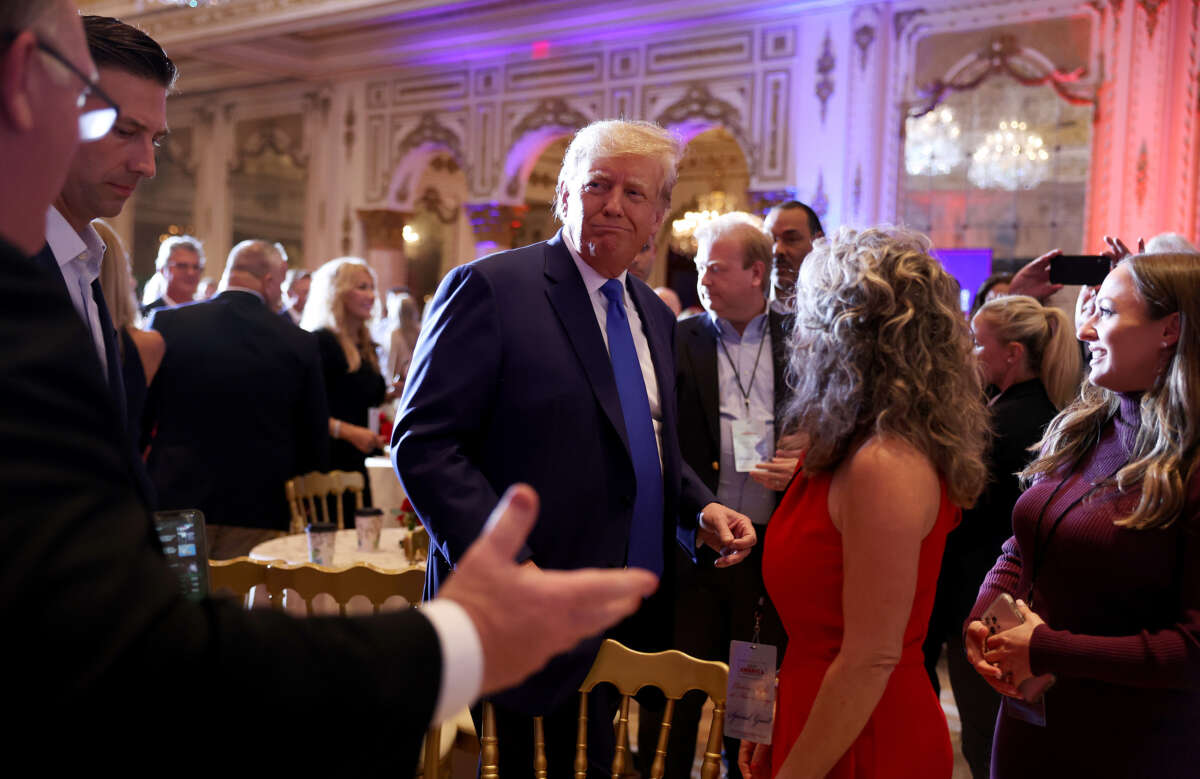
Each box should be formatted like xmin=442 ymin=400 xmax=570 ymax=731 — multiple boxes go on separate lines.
xmin=905 ymin=107 xmax=963 ymax=177
xmin=968 ymin=120 xmax=1050 ymax=191
xmin=671 ymin=191 xmax=733 ymax=253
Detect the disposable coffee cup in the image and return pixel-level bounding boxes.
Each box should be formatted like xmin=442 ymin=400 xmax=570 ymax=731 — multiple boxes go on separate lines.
xmin=355 ymin=508 xmax=383 ymax=551
xmin=306 ymin=522 xmax=337 ymax=565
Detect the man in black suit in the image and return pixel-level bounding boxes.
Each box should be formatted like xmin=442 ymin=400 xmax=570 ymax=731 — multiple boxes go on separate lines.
xmin=146 ymin=240 xmax=328 ymax=557
xmin=393 ymin=119 xmax=757 ymax=776
xmin=0 ymin=6 xmax=656 ymax=766
xmin=668 ymin=212 xmax=797 ymax=778
xmin=31 ymin=14 xmax=174 ymax=503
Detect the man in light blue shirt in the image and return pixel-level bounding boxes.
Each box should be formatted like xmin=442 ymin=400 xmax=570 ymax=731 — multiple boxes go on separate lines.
xmin=665 ymin=211 xmax=799 ymax=779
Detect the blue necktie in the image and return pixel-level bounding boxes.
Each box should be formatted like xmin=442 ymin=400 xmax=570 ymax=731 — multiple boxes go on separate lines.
xmin=600 ymin=278 xmax=664 ymax=575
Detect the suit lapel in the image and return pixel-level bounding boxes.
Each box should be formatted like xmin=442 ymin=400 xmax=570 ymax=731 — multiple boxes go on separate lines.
xmin=683 ymin=317 xmax=721 ymax=450
xmin=29 ymin=244 xmax=72 ymax=298
xmin=543 ymin=234 xmax=630 ymax=456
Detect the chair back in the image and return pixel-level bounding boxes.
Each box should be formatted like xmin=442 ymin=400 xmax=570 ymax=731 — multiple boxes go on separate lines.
xmin=208 ymin=556 xmax=270 ymax=608
xmin=479 ymin=639 xmax=729 ymax=779
xmin=285 ymin=469 xmax=366 ymax=533
xmin=263 ymin=560 xmax=424 ymax=616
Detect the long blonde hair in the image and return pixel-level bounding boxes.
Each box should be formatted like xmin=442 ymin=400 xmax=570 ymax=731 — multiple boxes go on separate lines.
xmin=300 ymin=257 xmax=380 ymax=373
xmin=1022 ymin=252 xmax=1200 ymax=529
xmin=975 ymin=295 xmax=1082 ymax=409
xmin=785 ymin=226 xmax=989 ymax=507
xmin=93 ymin=220 xmax=137 ymax=331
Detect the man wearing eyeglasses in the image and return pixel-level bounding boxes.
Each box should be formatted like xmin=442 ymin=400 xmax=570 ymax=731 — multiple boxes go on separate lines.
xmin=0 ymin=4 xmax=658 ymax=768
xmin=25 ymin=15 xmax=173 ymax=503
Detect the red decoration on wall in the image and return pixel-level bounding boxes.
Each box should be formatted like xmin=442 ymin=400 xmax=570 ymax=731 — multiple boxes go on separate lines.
xmin=912 ymin=35 xmax=1094 ymax=117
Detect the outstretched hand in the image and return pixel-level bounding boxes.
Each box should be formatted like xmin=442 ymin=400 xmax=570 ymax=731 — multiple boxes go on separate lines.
xmin=438 ymin=484 xmax=659 ymax=696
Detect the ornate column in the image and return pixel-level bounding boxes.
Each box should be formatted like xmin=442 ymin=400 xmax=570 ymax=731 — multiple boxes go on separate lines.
xmin=465 ymin=203 xmax=529 ymax=254
xmin=192 ymin=103 xmax=235 ymax=277
xmin=357 ymin=208 xmax=412 ymax=292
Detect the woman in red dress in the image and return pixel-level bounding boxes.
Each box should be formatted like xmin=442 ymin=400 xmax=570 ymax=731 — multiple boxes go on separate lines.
xmin=740 ymin=226 xmax=989 ymax=778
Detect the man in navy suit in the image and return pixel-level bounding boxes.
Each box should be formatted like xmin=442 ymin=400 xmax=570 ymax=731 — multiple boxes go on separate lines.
xmin=0 ymin=4 xmax=658 ymax=770
xmin=146 ymin=240 xmax=329 ymax=557
xmin=393 ymin=119 xmax=757 ymax=776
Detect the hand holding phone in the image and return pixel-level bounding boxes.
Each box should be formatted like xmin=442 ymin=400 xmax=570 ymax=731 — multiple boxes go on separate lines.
xmin=980 ymin=593 xmax=1056 ymax=702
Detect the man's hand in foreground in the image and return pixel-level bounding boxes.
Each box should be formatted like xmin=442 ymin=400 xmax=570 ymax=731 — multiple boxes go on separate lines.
xmin=438 ymin=484 xmax=659 ymax=696
xmin=697 ymin=503 xmax=757 ymax=567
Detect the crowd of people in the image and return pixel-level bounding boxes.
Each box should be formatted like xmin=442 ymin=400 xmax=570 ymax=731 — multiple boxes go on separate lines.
xmin=4 ymin=1 xmax=1199 ymax=776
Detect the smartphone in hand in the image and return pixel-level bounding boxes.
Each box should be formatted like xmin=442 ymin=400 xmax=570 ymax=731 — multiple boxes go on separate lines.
xmin=981 ymin=593 xmax=1056 ymax=702
xmin=1048 ymin=255 xmax=1110 ymax=286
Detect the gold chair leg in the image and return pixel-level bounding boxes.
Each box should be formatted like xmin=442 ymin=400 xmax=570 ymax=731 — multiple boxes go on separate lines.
xmin=575 ymin=692 xmax=590 ymax=779
xmin=481 ymin=702 xmax=499 ymax=779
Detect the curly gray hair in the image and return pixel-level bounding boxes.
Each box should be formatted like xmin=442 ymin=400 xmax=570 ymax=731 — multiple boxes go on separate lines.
xmin=785 ymin=225 xmax=989 ymax=507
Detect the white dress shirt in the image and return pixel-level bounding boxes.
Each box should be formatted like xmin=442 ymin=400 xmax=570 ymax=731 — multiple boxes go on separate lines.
xmin=45 ymin=206 xmax=108 ymax=376
xmin=563 ymin=232 xmax=665 ymax=465
xmin=711 ymin=309 xmax=777 ymax=525
xmin=421 ymin=600 xmax=483 ymax=725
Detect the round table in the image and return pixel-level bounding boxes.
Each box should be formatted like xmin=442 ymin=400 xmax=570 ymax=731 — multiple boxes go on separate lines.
xmin=250 ymin=527 xmax=412 ymax=570
xmin=248 ymin=528 xmax=418 ymax=615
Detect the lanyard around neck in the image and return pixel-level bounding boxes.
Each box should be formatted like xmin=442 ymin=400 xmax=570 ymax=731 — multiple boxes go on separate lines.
xmin=716 ymin=320 xmax=767 ymax=412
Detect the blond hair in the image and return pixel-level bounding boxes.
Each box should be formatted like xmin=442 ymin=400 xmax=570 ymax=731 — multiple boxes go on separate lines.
xmin=93 ymin=220 xmax=137 ymax=331
xmin=785 ymin=226 xmax=989 ymax=507
xmin=695 ymin=211 xmax=772 ymax=272
xmin=1023 ymin=253 xmax=1200 ymax=529
xmin=554 ymin=120 xmax=683 ymax=221
xmin=300 ymin=257 xmax=380 ymax=373
xmin=975 ymin=295 xmax=1082 ymax=409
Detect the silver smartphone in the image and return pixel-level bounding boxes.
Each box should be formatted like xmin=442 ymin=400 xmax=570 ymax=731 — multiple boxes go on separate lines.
xmin=980 ymin=593 xmax=1056 ymax=702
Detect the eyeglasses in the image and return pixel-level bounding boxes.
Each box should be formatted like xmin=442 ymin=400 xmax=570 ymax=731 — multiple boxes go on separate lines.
xmin=1 ymin=30 xmax=120 ymax=141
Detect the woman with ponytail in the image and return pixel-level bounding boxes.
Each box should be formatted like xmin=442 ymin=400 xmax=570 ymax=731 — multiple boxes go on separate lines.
xmin=966 ymin=253 xmax=1200 ymax=777
xmin=924 ymin=295 xmax=1081 ymax=778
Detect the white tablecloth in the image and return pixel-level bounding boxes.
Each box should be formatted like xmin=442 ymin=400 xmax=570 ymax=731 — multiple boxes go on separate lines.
xmin=248 ymin=528 xmax=418 ymax=614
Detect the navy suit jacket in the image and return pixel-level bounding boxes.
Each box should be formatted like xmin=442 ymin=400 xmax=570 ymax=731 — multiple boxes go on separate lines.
xmin=393 ymin=231 xmax=715 ymax=712
xmin=146 ymin=291 xmax=329 ymax=530
xmin=674 ymin=309 xmax=791 ymax=496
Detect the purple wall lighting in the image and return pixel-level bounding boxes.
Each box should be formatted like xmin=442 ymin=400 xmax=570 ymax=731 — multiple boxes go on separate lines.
xmin=930 ymin=247 xmax=993 ymax=314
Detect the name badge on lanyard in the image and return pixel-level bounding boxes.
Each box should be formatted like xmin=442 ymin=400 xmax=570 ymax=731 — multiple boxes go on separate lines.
xmin=725 ymin=640 xmax=777 ymax=742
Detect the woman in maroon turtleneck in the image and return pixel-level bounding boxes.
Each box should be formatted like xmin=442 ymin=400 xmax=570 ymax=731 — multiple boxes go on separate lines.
xmin=965 ymin=252 xmax=1200 ymax=778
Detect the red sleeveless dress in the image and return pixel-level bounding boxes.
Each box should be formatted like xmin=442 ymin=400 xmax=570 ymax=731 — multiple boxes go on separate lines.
xmin=762 ymin=471 xmax=957 ymax=778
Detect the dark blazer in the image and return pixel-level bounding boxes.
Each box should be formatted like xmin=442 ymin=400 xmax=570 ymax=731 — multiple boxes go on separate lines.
xmin=0 ymin=239 xmax=439 ymax=771
xmin=140 ymin=295 xmax=168 ymax=319
xmin=674 ymin=309 xmax=791 ymax=495
xmin=146 ymin=290 xmax=329 ymax=530
xmin=393 ymin=230 xmax=715 ymax=712
xmin=28 ymin=243 xmax=156 ymax=507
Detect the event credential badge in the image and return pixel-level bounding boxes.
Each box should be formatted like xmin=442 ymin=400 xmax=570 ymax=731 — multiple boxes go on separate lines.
xmin=724 ymin=640 xmax=776 ymax=743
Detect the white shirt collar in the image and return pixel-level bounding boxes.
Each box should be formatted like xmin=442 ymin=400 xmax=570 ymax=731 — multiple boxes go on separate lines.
xmin=708 ymin=305 xmax=769 ymax=341
xmin=562 ymin=228 xmax=629 ymax=298
xmin=45 ymin=206 xmax=105 ymax=280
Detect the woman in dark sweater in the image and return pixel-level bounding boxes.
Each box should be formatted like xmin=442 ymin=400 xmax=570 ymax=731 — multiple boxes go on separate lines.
xmin=301 ymin=258 xmax=387 ymax=522
xmin=924 ymin=295 xmax=1080 ymax=778
xmin=966 ymin=253 xmax=1200 ymax=777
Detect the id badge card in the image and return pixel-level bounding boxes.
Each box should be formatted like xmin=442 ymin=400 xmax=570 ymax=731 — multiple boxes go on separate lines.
xmin=725 ymin=640 xmax=777 ymax=743
xmin=732 ymin=419 xmax=769 ymax=473
xmin=1002 ymin=695 xmax=1047 ymax=728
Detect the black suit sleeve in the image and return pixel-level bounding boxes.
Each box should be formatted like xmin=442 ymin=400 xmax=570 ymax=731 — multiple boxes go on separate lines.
xmin=0 ymin=253 xmax=439 ymax=770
